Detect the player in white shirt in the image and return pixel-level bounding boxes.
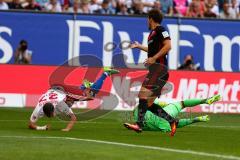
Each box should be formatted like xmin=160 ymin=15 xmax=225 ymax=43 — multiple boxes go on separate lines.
xmin=29 ymin=88 xmax=76 ymax=131
xmin=28 ymin=68 xmax=119 ymax=131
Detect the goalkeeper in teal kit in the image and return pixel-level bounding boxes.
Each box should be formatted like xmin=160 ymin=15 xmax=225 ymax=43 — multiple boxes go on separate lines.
xmin=125 ymin=94 xmax=221 ymax=132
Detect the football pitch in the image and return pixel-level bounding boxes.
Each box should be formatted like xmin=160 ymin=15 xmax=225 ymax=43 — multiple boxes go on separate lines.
xmin=0 ymin=108 xmax=240 ymax=160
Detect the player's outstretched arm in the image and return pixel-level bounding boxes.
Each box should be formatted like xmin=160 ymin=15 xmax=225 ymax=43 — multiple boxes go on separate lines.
xmin=61 ymin=113 xmax=77 ymax=132
xmin=28 ymin=108 xmax=50 ymax=130
xmin=131 ymin=41 xmax=148 ymax=52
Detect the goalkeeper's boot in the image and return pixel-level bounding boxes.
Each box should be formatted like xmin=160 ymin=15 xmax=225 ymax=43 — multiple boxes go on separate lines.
xmin=206 ymin=94 xmax=221 ymax=105
xmin=124 ymin=123 xmax=142 ymax=133
xmin=170 ymin=121 xmax=177 ymax=137
xmin=80 ymin=79 xmax=93 ymax=90
xmin=194 ymin=115 xmax=210 ymax=122
xmin=104 ymin=67 xmax=120 ymax=76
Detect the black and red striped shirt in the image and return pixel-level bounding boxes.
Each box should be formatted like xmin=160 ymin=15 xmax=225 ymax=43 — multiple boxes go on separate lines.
xmin=147 ymin=25 xmax=171 ymax=66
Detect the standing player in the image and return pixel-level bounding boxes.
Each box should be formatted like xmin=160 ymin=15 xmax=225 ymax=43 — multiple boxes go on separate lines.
xmin=28 ymin=68 xmax=119 ymax=131
xmin=124 ymin=9 xmax=177 ymax=135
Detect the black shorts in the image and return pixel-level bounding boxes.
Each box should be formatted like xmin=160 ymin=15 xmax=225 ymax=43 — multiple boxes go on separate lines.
xmin=142 ymin=64 xmax=169 ymax=97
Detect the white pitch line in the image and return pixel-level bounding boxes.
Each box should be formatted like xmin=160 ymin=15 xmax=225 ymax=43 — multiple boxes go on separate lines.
xmin=190 ymin=125 xmax=240 ymax=129
xmin=1 ymin=120 xmax=240 ymax=129
xmin=0 ymin=119 xmax=99 ymax=124
xmin=0 ymin=135 xmax=239 ymax=160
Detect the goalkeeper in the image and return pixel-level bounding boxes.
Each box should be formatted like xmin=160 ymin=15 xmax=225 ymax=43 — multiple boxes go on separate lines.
xmin=124 ymin=94 xmax=221 ymax=132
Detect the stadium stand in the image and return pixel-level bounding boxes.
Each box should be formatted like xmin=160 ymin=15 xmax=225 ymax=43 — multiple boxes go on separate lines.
xmin=0 ymin=0 xmax=239 ymax=19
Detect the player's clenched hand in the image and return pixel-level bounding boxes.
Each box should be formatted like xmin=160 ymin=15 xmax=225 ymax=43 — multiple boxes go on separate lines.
xmin=144 ymin=57 xmax=156 ymax=66
xmin=130 ymin=41 xmax=140 ymax=49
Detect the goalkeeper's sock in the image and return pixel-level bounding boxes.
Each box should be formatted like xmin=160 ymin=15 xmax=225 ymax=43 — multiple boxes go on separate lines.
xmin=193 ymin=115 xmax=210 ymax=122
xmin=177 ymin=115 xmax=210 ymax=128
xmin=177 ymin=119 xmax=194 ymax=128
xmin=183 ymin=99 xmax=206 ymax=108
xmin=183 ymin=95 xmax=221 ymax=108
xmin=90 ymin=72 xmax=107 ymax=94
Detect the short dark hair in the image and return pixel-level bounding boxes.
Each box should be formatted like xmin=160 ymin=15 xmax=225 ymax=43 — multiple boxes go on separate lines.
xmin=20 ymin=40 xmax=27 ymax=45
xmin=43 ymin=103 xmax=54 ymax=117
xmin=148 ymin=9 xmax=163 ymax=24
xmin=103 ymin=0 xmax=109 ymax=4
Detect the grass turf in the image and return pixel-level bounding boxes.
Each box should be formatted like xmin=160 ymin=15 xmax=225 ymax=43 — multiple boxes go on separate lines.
xmin=0 ymin=107 xmax=240 ymax=160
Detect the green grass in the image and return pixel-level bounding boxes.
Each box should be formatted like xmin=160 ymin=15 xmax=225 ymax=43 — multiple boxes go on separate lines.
xmin=0 ymin=108 xmax=240 ymax=160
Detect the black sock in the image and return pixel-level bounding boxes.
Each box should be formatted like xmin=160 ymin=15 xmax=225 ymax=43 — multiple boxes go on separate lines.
xmin=137 ymin=99 xmax=148 ymax=128
xmin=149 ymin=103 xmax=176 ymax=124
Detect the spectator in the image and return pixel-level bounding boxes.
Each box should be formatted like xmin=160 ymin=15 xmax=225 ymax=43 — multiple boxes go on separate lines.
xmin=153 ymin=0 xmax=161 ymax=10
xmin=95 ymin=0 xmax=115 ymax=14
xmin=230 ymin=0 xmax=239 ymax=17
xmin=89 ymin=0 xmax=101 ymax=13
xmin=159 ymin=0 xmax=174 ymax=16
xmin=130 ymin=0 xmax=139 ymax=13
xmin=14 ymin=40 xmax=32 ymax=64
xmin=117 ymin=3 xmax=128 ymax=15
xmin=61 ymin=0 xmax=71 ymax=11
xmin=8 ymin=0 xmax=24 ymax=9
xmin=173 ymin=0 xmax=189 ymax=16
xmin=197 ymin=0 xmax=206 ymax=13
xmin=204 ymin=3 xmax=217 ymax=17
xmin=206 ymin=0 xmax=219 ymax=16
xmin=116 ymin=0 xmax=131 ymax=14
xmin=217 ymin=0 xmax=224 ymax=12
xmin=142 ymin=0 xmax=155 ymax=13
xmin=121 ymin=0 xmax=133 ymax=13
xmin=80 ymin=0 xmax=91 ymax=13
xmin=67 ymin=0 xmax=81 ymax=13
xmin=25 ymin=0 xmax=42 ymax=10
xmin=133 ymin=1 xmax=146 ymax=14
xmin=219 ymin=2 xmax=237 ymax=18
xmin=178 ymin=54 xmax=200 ymax=70
xmin=186 ymin=0 xmax=204 ymax=17
xmin=0 ymin=0 xmax=9 ymax=10
xmin=108 ymin=0 xmax=117 ymax=13
xmin=35 ymin=0 xmax=49 ymax=8
xmin=237 ymin=6 xmax=240 ymax=19
xmin=45 ymin=0 xmax=62 ymax=12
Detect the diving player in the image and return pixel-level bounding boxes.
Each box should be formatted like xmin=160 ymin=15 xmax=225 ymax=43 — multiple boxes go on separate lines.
xmin=28 ymin=67 xmax=119 ymax=131
xmin=124 ymin=94 xmax=221 ymax=133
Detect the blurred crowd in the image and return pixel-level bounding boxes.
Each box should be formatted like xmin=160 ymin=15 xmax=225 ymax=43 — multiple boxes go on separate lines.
xmin=0 ymin=0 xmax=239 ymax=19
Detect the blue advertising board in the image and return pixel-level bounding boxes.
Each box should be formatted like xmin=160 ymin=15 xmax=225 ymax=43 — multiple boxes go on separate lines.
xmin=0 ymin=12 xmax=71 ymax=65
xmin=0 ymin=11 xmax=239 ymax=71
